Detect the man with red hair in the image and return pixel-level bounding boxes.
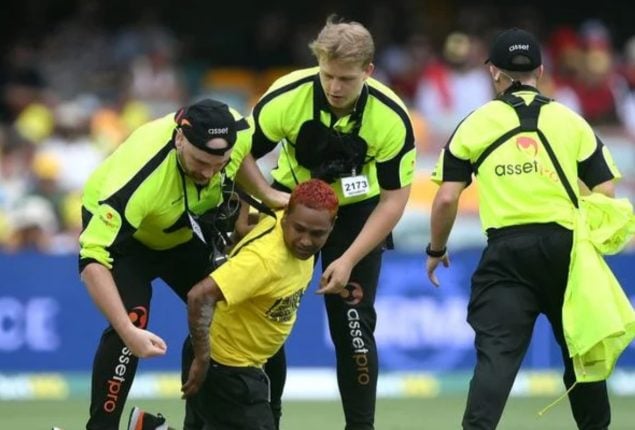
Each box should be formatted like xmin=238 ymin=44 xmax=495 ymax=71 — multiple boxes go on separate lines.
xmin=172 ymin=179 xmax=338 ymax=430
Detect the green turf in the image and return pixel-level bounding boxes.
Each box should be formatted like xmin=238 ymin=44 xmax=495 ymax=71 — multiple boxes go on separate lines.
xmin=3 ymin=396 xmax=634 ymax=429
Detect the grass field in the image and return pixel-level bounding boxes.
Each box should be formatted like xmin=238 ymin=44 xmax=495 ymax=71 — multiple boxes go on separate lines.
xmin=3 ymin=396 xmax=635 ymax=429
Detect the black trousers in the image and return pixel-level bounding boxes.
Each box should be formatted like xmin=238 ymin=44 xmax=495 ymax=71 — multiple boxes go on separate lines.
xmin=266 ymin=189 xmax=382 ymax=430
xmin=462 ymin=223 xmax=611 ymax=430
xmin=192 ymin=359 xmax=275 ymax=430
xmin=86 ymin=238 xmax=212 ymax=430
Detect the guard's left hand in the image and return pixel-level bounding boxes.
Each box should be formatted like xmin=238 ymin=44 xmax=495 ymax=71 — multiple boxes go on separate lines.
xmin=317 ymin=257 xmax=353 ymax=295
xmin=426 ymin=253 xmax=450 ymax=288
xmin=181 ymin=356 xmax=210 ymax=398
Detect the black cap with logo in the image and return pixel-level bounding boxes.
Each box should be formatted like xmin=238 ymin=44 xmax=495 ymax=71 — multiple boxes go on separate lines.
xmin=174 ymin=98 xmax=237 ymax=155
xmin=486 ymin=28 xmax=542 ymax=71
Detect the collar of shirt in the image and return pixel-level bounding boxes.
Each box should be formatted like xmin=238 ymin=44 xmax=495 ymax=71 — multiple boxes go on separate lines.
xmin=504 ymin=83 xmax=540 ymax=95
xmin=313 ymin=73 xmax=369 ymax=127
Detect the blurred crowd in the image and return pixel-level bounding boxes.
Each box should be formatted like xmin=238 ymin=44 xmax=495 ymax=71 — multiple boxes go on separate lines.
xmin=1 ymin=3 xmax=634 ymax=253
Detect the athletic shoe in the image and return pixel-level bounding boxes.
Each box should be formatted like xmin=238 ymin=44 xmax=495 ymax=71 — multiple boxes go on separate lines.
xmin=127 ymin=406 xmax=174 ymax=430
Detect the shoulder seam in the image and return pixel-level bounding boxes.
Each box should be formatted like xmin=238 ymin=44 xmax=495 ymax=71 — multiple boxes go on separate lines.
xmin=255 ymin=75 xmax=315 ymax=112
xmin=100 ymin=140 xmax=173 ymax=207
xmin=367 ymin=86 xmax=414 ymax=149
xmin=367 ymin=86 xmax=410 ymax=121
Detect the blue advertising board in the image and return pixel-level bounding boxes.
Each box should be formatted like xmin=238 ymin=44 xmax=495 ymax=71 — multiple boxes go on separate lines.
xmin=1 ymin=250 xmax=634 ymax=372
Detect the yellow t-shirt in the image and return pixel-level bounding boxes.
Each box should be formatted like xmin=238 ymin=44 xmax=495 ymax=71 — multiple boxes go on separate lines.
xmin=209 ymin=211 xmax=313 ymax=367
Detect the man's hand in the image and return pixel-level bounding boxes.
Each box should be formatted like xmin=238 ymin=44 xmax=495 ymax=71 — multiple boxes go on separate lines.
xmin=262 ymin=188 xmax=290 ymax=209
xmin=426 ymin=254 xmax=450 ymax=288
xmin=81 ymin=263 xmax=167 ymax=358
xmin=317 ymin=256 xmax=354 ymax=295
xmin=181 ymin=356 xmax=210 ymax=398
xmin=120 ymin=325 xmax=167 ymax=358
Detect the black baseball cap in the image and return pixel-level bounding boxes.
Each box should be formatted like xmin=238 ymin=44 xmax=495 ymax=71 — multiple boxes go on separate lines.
xmin=174 ymin=98 xmax=237 ymax=155
xmin=486 ymin=28 xmax=542 ymax=71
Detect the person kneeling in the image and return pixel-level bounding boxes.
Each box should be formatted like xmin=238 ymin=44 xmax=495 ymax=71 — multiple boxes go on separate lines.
xmin=182 ymin=178 xmax=338 ymax=429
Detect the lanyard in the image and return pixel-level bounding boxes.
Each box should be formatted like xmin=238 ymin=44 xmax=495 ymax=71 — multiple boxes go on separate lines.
xmin=176 ymin=156 xmax=232 ymax=216
xmin=177 ymin=160 xmax=230 ymax=245
xmin=313 ymin=78 xmax=367 ymax=136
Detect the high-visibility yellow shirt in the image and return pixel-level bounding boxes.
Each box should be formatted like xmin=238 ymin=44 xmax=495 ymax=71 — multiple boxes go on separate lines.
xmin=432 ymin=87 xmax=620 ymax=231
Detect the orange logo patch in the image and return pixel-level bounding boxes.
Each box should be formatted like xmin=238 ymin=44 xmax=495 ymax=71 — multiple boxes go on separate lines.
xmin=128 ymin=306 xmax=148 ymax=329
xmin=516 ymin=136 xmax=538 ymax=157
xmin=340 ymin=282 xmax=364 ymax=305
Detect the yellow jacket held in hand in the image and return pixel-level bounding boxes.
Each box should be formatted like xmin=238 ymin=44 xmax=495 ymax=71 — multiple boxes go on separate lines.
xmin=563 ymin=193 xmax=635 ymax=383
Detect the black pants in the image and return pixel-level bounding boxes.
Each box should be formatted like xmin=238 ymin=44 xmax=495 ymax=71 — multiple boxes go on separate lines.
xmin=266 ymin=190 xmax=382 ymax=430
xmin=462 ymin=223 xmax=611 ymax=430
xmin=192 ymin=359 xmax=275 ymax=430
xmin=86 ymin=238 xmax=212 ymax=430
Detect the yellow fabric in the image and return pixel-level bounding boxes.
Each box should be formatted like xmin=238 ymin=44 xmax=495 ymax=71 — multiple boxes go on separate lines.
xmin=579 ymin=193 xmax=635 ymax=255
xmin=431 ymin=91 xmax=621 ymax=231
xmin=210 ymin=211 xmax=313 ymax=367
xmin=563 ymin=193 xmax=635 ymax=382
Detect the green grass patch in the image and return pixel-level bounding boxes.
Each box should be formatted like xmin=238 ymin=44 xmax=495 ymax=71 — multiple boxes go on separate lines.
xmin=3 ymin=396 xmax=634 ymax=429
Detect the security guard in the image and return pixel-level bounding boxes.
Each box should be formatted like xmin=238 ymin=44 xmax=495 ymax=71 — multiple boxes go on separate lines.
xmin=426 ymin=28 xmax=620 ymax=429
xmin=238 ymin=15 xmax=416 ymax=430
xmin=79 ymin=98 xmax=286 ymax=430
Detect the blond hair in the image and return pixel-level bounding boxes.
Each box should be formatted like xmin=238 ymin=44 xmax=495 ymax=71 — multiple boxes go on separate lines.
xmin=309 ymin=15 xmax=374 ymax=67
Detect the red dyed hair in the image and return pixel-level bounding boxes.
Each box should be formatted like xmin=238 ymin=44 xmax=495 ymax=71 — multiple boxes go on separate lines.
xmin=288 ymin=179 xmax=339 ymax=217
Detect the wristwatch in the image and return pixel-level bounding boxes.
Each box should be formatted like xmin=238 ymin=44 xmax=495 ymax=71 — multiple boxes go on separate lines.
xmin=425 ymin=243 xmax=447 ymax=258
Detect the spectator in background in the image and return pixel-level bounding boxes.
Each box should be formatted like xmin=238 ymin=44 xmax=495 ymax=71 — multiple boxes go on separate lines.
xmin=538 ymin=26 xmax=583 ymax=112
xmin=546 ymin=26 xmax=583 ymax=88
xmin=621 ymin=36 xmax=635 ymax=90
xmin=378 ymin=33 xmax=432 ymax=105
xmin=537 ymin=69 xmax=581 ymax=113
xmin=29 ymin=152 xmax=65 ymax=229
xmin=37 ymin=98 xmax=105 ymax=193
xmin=126 ymin=35 xmax=187 ymax=118
xmin=617 ymin=35 xmax=635 ymax=138
xmin=570 ymin=20 xmax=629 ymax=128
xmin=414 ymin=31 xmax=493 ymax=150
xmin=0 ymin=127 xmax=35 ymax=216
xmin=4 ymin=195 xmax=57 ymax=252
xmin=1 ymin=143 xmax=82 ymax=254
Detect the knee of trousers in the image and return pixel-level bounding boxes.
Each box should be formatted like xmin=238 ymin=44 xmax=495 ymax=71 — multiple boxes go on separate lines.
xmin=327 ymin=303 xmax=378 ymax=357
xmin=326 ymin=297 xmax=377 ymax=333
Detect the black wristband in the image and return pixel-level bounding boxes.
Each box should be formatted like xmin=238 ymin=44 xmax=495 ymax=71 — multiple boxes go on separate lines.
xmin=425 ymin=243 xmax=447 ymax=258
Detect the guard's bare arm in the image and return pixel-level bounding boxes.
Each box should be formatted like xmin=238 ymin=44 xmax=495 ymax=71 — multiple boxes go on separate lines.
xmin=427 ymin=181 xmax=466 ymax=287
xmin=429 ymin=182 xmax=466 ymax=250
xmin=81 ymin=262 xmax=167 ymax=357
xmin=591 ymin=179 xmax=615 ymax=198
xmin=318 ymin=186 xmax=410 ymax=294
xmin=236 ymin=154 xmax=289 ymax=208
